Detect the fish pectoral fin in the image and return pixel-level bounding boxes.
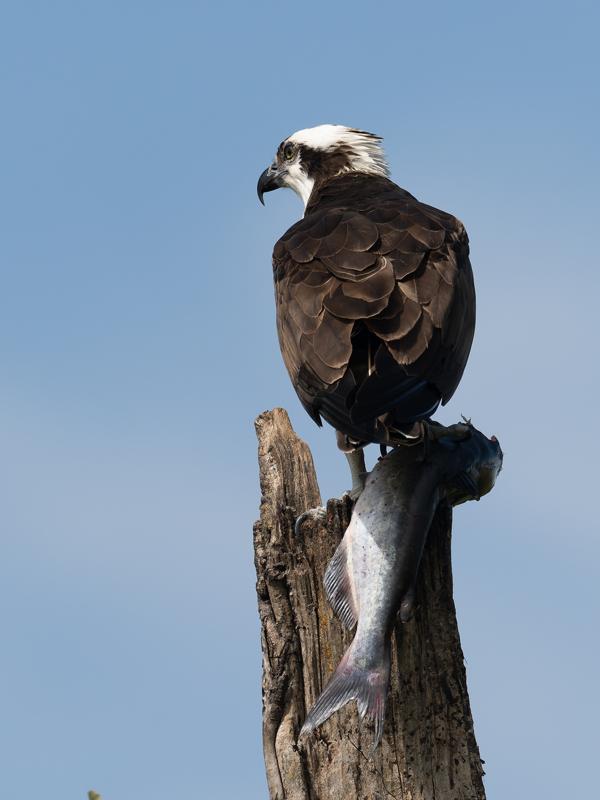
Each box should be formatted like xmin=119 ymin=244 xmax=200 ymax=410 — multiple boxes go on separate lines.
xmin=324 ymin=538 xmax=358 ymax=630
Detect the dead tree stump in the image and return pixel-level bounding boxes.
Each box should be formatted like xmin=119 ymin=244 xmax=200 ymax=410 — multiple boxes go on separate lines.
xmin=253 ymin=408 xmax=486 ymax=800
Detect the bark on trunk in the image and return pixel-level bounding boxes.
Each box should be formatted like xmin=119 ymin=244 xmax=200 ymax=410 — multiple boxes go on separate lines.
xmin=254 ymin=408 xmax=486 ymax=800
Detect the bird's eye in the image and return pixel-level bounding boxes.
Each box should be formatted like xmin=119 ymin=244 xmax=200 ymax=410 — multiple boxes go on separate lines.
xmin=283 ymin=144 xmax=295 ymax=161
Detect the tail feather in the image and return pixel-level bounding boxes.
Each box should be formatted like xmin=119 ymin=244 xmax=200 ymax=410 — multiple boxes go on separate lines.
xmin=300 ymin=640 xmax=391 ymax=749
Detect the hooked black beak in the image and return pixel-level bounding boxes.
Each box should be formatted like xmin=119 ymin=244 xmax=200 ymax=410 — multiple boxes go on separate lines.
xmin=257 ymin=164 xmax=283 ymax=205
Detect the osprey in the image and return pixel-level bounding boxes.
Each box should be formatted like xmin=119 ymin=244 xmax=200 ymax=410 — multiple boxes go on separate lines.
xmin=258 ymin=125 xmax=475 ymax=492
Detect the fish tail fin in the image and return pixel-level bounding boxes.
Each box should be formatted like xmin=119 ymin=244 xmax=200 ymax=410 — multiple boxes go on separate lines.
xmin=300 ymin=639 xmax=391 ymax=749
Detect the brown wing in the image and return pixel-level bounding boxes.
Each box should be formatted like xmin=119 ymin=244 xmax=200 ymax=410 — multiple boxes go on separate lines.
xmin=273 ymin=175 xmax=475 ymax=431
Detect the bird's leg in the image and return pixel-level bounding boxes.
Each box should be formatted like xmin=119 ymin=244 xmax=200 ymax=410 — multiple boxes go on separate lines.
xmin=336 ymin=431 xmax=368 ymax=500
xmin=345 ymin=449 xmax=368 ymax=500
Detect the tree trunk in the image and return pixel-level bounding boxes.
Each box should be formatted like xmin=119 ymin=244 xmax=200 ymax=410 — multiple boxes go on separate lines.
xmin=253 ymin=408 xmax=486 ymax=800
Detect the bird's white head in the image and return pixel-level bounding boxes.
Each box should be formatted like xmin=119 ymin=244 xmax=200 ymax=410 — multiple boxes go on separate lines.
xmin=257 ymin=124 xmax=389 ymax=209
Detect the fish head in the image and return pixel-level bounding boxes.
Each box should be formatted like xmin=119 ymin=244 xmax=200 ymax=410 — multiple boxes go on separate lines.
xmin=445 ymin=432 xmax=503 ymax=506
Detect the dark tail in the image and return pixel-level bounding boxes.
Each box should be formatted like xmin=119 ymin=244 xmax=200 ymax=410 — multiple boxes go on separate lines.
xmin=300 ymin=638 xmax=391 ymax=749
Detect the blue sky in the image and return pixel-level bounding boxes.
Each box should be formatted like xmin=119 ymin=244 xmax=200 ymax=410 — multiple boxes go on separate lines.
xmin=1 ymin=1 xmax=598 ymax=798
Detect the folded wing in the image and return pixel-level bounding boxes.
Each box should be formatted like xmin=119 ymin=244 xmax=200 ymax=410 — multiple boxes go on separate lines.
xmin=273 ymin=175 xmax=475 ymax=439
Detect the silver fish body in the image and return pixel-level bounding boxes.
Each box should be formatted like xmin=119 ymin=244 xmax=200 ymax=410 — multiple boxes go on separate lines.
xmin=301 ymin=428 xmax=502 ymax=747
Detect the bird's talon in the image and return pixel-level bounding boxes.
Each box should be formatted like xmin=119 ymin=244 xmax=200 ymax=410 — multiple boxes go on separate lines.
xmin=294 ymin=506 xmax=327 ymax=536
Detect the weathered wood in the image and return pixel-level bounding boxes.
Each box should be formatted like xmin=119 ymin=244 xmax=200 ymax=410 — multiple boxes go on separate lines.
xmin=254 ymin=408 xmax=486 ymax=800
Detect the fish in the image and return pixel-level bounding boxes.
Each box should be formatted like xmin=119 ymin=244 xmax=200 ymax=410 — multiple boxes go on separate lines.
xmin=300 ymin=424 xmax=503 ymax=748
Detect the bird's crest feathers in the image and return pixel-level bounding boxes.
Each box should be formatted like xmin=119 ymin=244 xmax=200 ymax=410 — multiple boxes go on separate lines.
xmin=289 ymin=125 xmax=389 ymax=178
